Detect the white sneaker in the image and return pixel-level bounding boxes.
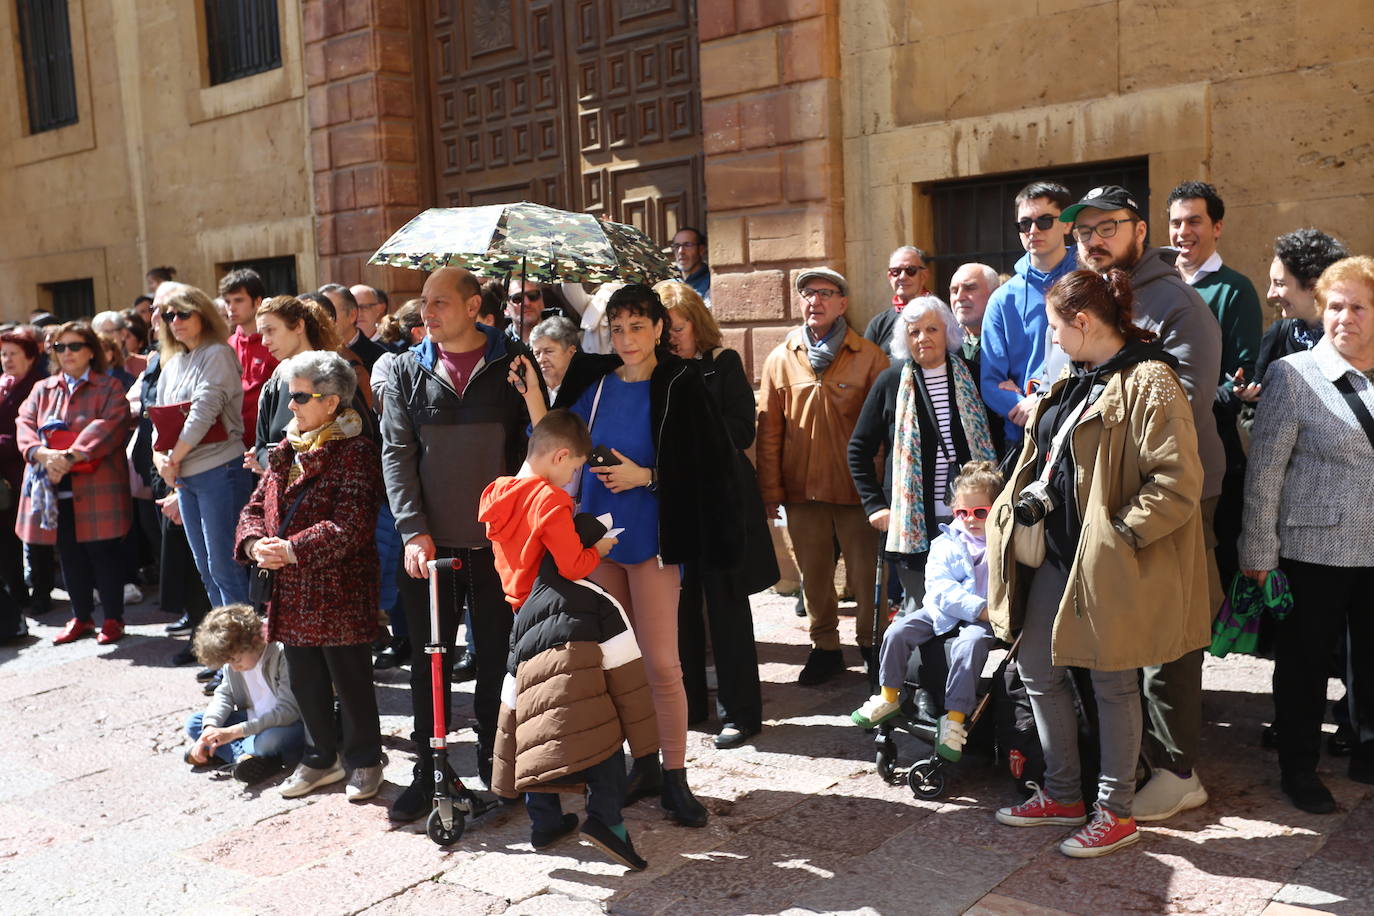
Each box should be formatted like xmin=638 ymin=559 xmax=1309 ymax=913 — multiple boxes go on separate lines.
xmin=280 ymin=758 xmax=346 ymax=798
xmin=346 ymin=764 xmax=384 ymax=802
xmin=851 ymin=694 xmax=900 ymax=728
xmin=123 ymin=583 xmax=144 ymax=605
xmin=1132 ymin=769 xmax=1208 ymax=822
xmin=936 ymin=715 xmax=968 ymax=761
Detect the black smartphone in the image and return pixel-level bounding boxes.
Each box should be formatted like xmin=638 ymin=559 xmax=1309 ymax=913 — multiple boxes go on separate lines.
xmin=589 ymin=444 xmax=621 ymax=468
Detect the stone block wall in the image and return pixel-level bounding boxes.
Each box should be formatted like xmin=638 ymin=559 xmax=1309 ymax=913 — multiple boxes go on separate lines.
xmin=698 ymin=0 xmax=845 ymax=382
xmin=303 ymin=0 xmax=423 ymax=299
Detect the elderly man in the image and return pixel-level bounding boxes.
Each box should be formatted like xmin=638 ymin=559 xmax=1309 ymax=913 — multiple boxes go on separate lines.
xmin=863 ymin=247 xmax=930 ymax=358
xmin=350 ymin=284 xmax=390 ymax=343
xmin=380 ymin=265 xmax=538 ymax=822
xmin=948 ymin=263 xmax=999 ymax=376
xmin=321 ymin=283 xmax=386 ymax=373
xmin=757 ymin=267 xmax=888 ymax=686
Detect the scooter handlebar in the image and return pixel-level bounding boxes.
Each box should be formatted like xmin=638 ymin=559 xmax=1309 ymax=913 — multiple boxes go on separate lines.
xmin=425 ymin=558 xmax=460 ymax=573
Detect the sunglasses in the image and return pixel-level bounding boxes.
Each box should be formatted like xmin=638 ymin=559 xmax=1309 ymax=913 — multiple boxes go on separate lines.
xmin=51 ymin=342 xmax=88 ymax=354
xmin=953 ymin=506 xmax=991 ymax=521
xmin=1016 ymin=214 xmax=1059 ymax=233
xmin=509 ymin=290 xmax=543 ymax=305
xmin=162 ymin=309 xmax=195 ymax=321
xmin=288 ymin=391 xmax=327 ymax=405
xmin=888 ymin=265 xmax=926 ymax=277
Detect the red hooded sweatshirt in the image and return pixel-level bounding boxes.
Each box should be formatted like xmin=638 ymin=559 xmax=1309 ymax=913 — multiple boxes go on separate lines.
xmin=478 ymin=475 xmax=602 ymax=610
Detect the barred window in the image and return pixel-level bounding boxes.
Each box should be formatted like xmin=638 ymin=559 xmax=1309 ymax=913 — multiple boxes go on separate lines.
xmin=43 ymin=278 xmax=95 ymax=322
xmin=204 ymin=0 xmax=282 ymax=86
xmin=15 ymin=0 xmax=80 ymax=134
xmin=221 ymin=256 xmax=297 ymax=296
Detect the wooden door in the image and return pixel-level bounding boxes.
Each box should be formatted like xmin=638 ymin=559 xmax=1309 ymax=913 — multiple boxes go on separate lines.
xmin=427 ymin=0 xmax=704 ymax=245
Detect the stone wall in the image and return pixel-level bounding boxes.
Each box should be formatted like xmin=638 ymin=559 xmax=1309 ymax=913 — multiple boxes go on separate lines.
xmin=0 ymin=0 xmax=315 ymax=317
xmin=698 ymin=0 xmax=845 ymax=381
xmin=838 ymin=1 xmax=1374 ymax=328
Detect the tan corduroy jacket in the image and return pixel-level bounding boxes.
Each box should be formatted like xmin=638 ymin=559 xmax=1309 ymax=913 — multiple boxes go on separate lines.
xmin=755 ymin=325 xmax=888 ymax=507
xmin=987 ymin=360 xmax=1211 ymax=671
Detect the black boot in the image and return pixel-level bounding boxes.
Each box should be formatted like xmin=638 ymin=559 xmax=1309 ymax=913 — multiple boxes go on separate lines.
xmin=389 ymin=758 xmax=432 ymax=823
xmin=660 ymin=767 xmax=708 ymax=827
xmin=624 ymin=752 xmax=662 ymax=806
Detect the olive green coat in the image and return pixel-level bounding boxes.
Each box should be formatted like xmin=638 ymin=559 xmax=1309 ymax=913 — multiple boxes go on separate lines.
xmin=987 ymin=360 xmax=1211 ymax=671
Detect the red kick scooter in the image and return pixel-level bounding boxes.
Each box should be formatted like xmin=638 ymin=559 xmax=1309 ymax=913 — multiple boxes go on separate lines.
xmin=424 ymin=557 xmax=498 ymax=847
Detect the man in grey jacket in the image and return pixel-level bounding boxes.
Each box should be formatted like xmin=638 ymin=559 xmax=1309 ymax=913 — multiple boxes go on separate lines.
xmin=1062 ymin=185 xmax=1224 ymax=824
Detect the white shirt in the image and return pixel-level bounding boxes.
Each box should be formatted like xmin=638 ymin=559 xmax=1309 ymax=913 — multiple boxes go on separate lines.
xmin=1185 ymin=251 xmax=1224 ymax=286
xmin=242 ymin=658 xmax=277 ymax=720
xmin=922 ymin=364 xmax=955 ymax=517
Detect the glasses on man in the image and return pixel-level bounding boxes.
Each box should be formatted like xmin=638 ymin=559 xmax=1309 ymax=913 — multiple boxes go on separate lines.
xmin=1016 ymin=214 xmax=1059 ymax=233
xmin=51 ymin=342 xmax=88 ymax=354
xmin=800 ymin=287 xmax=840 ymax=301
xmin=1071 ymin=217 xmax=1138 ymax=243
xmin=887 ymin=265 xmax=925 ymax=277
xmin=670 ymin=241 xmax=698 ymax=250
xmin=952 ymin=506 xmax=991 ymax=521
xmin=288 ymin=391 xmax=327 ymax=405
xmin=509 ymin=290 xmax=543 ymax=306
xmin=162 ymin=308 xmax=194 ymax=322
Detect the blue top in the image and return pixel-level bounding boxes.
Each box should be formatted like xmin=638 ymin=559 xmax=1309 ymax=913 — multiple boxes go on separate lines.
xmin=980 ymin=248 xmax=1078 ymax=440
xmin=570 ymin=372 xmax=659 ymax=564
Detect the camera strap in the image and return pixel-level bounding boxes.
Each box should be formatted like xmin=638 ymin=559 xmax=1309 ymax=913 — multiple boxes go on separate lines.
xmin=1039 ymin=394 xmax=1092 ymax=484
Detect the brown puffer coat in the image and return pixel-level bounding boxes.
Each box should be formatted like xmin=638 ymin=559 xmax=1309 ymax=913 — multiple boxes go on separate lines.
xmin=492 ymin=551 xmax=658 ymax=797
xmin=987 ymin=358 xmax=1212 ymax=671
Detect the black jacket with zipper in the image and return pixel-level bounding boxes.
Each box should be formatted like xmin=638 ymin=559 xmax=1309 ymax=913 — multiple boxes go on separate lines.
xmin=555 ymin=348 xmax=744 ymax=572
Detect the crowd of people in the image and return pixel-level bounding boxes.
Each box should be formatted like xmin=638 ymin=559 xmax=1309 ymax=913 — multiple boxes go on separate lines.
xmin=3 ymin=180 xmax=1371 ymax=869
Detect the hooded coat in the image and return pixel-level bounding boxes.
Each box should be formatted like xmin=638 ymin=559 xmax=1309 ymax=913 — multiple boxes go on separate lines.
xmin=987 ymin=347 xmax=1211 ymax=671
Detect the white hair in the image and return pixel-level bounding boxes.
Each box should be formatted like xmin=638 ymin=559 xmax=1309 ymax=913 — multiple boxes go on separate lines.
xmin=91 ymin=310 xmax=127 ymax=334
xmin=889 ymin=295 xmax=963 ymax=361
xmin=954 ymin=263 xmax=1000 ymax=290
xmin=282 ymin=349 xmax=357 ymax=405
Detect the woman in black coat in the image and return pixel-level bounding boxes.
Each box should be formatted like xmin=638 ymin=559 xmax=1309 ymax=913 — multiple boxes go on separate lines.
xmin=656 ymin=281 xmax=777 ymax=749
xmin=0 ymin=328 xmax=44 ymax=640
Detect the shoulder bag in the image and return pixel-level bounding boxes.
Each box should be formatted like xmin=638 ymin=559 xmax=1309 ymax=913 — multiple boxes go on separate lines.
xmin=1013 ymin=393 xmax=1092 ymax=568
xmin=148 ymin=401 xmax=228 ymax=453
xmin=248 ymin=479 xmax=315 ymax=613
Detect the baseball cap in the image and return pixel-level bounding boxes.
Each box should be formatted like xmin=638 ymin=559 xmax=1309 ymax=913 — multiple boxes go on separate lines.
xmin=1059 ymin=185 xmax=1145 ymax=224
xmin=794 ymin=267 xmax=848 ymax=297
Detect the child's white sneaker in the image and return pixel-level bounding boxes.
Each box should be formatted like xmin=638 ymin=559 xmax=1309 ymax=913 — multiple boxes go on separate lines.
xmin=936 ymin=715 xmax=967 ymax=761
xmin=851 ymin=694 xmax=900 ymax=728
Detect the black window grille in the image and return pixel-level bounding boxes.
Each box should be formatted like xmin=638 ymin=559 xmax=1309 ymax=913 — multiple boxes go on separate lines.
xmin=204 ymin=0 xmax=282 ymax=86
xmin=222 ymin=255 xmax=298 ymax=296
xmin=15 ymin=0 xmax=80 ymax=134
xmin=928 ymin=159 xmax=1150 ymax=298
xmin=43 ymin=278 xmax=95 ymax=322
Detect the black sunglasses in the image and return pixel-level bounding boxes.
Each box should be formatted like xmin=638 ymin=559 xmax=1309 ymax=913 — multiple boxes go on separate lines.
xmin=162 ymin=308 xmax=194 ymax=321
xmin=509 ymin=290 xmax=543 ymax=306
xmin=1016 ymin=214 xmax=1059 ymax=233
xmin=888 ymin=265 xmax=925 ymax=277
xmin=288 ymin=391 xmax=327 ymax=405
xmin=51 ymin=342 xmax=88 ymax=353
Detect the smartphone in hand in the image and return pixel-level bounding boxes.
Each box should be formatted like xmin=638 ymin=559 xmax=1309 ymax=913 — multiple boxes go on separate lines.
xmin=589 ymin=445 xmax=622 ymax=468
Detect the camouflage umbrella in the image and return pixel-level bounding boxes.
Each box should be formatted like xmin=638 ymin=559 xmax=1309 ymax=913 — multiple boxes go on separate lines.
xmin=367 ymin=202 xmax=676 ymax=286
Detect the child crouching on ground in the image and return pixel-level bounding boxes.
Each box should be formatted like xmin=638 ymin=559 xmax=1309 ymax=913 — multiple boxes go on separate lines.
xmin=478 ymin=409 xmax=659 ymax=871
xmin=185 ymin=604 xmax=305 ymax=785
xmin=851 ymin=461 xmax=1004 ymax=761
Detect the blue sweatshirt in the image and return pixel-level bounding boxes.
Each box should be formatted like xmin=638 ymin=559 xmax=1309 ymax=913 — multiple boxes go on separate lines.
xmin=979 ymin=248 xmax=1077 ymax=440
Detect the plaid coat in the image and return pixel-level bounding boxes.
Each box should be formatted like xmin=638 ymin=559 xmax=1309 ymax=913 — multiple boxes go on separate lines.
xmin=234 ymin=433 xmax=383 ymax=647
xmin=15 ymin=373 xmax=133 ymax=545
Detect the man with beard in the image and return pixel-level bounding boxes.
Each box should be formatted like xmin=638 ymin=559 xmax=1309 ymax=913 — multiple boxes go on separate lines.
xmin=1061 ymin=185 xmax=1224 ymax=824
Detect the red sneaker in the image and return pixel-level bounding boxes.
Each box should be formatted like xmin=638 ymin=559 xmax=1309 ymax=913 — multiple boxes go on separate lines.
xmin=1059 ymin=804 xmax=1139 ymax=858
xmin=54 ymin=619 xmax=96 ymax=645
xmin=996 ymin=782 xmax=1088 ymax=827
xmin=96 ymin=619 xmax=126 ymax=645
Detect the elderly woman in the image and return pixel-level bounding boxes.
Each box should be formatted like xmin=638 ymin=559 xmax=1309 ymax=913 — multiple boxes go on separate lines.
xmin=987 ymin=270 xmax=1209 ymax=858
xmin=529 ymin=315 xmax=579 ymax=402
xmin=235 ymin=350 xmax=385 ymax=801
xmin=656 ymin=280 xmax=778 ymax=749
xmin=0 ymin=329 xmax=46 ymax=640
xmin=849 ymin=295 xmax=997 ymax=614
xmin=513 ymin=284 xmax=742 ymax=827
xmin=16 ymin=323 xmax=133 ymax=645
xmin=155 ymin=286 xmax=253 ymax=607
xmin=1242 ymin=256 xmax=1374 ymax=814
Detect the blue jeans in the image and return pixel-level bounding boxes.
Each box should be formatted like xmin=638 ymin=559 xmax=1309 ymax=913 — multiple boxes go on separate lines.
xmin=185 ymin=709 xmax=305 ymax=764
xmin=375 ymin=502 xmax=405 ymax=637
xmin=525 ymin=748 xmax=627 ymax=832
xmin=177 ymin=458 xmax=253 ymax=607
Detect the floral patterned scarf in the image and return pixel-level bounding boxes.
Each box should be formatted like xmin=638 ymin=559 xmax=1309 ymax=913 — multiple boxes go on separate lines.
xmin=887 ymin=356 xmax=996 ymax=555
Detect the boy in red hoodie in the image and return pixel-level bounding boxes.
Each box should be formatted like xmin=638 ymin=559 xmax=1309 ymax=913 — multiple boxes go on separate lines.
xmin=479 ymin=410 xmax=657 ymax=871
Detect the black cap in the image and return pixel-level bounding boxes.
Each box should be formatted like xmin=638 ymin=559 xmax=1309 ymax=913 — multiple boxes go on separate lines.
xmin=1059 ymin=185 xmax=1145 ymax=224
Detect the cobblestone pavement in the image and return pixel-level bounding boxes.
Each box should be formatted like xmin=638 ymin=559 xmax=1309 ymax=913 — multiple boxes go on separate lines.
xmin=3 ymin=590 xmax=1370 ymax=916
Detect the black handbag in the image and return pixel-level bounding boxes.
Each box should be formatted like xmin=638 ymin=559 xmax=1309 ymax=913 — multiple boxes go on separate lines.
xmin=249 ymin=480 xmax=314 ymax=612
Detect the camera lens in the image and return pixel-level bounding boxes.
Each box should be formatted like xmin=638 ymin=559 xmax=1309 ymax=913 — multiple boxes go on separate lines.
xmin=1013 ymin=500 xmax=1043 ymax=526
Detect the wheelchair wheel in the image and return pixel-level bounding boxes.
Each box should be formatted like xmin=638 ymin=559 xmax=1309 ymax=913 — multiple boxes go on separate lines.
xmin=908 ymin=758 xmax=946 ymax=800
xmin=875 ymin=735 xmax=901 ymax=785
xmin=426 ymin=806 xmax=465 ymax=847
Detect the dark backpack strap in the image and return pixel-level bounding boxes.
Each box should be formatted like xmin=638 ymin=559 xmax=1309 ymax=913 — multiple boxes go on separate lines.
xmin=1333 ymin=374 xmax=1374 ymax=453
xmin=277 ymin=478 xmax=315 ymax=537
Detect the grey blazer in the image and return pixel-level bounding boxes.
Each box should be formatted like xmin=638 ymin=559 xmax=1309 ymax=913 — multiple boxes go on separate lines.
xmin=1240 ymin=338 xmax=1374 ymax=571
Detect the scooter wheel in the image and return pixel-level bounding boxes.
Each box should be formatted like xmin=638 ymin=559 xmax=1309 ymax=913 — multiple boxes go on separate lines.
xmin=426 ymin=806 xmax=466 ymax=847
xmin=908 ymin=759 xmax=946 ymax=800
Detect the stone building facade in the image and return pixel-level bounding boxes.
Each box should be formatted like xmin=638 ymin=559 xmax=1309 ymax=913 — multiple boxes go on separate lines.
xmin=2 ymin=0 xmax=1371 ymax=358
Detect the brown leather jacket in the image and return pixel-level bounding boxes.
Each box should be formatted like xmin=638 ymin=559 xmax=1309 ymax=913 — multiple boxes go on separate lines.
xmin=755 ymin=325 xmax=888 ymax=507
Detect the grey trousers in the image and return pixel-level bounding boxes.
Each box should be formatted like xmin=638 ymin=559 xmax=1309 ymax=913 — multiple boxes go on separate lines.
xmin=877 ymin=609 xmax=993 ymax=715
xmin=1017 ymin=564 xmax=1142 ymax=818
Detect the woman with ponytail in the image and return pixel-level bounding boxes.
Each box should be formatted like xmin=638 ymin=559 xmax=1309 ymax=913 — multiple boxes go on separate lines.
xmin=985 ymin=269 xmax=1211 ymax=858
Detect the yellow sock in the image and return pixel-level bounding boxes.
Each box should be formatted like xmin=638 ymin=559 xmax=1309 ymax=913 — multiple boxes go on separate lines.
xmin=881 ymin=687 xmax=899 ymax=703
xmin=946 ymin=710 xmax=966 ymax=724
